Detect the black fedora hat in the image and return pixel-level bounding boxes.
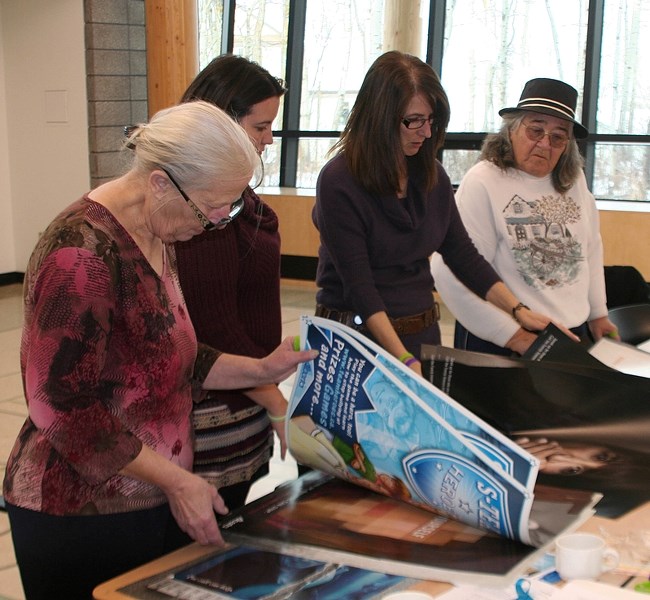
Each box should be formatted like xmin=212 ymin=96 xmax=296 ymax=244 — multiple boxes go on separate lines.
xmin=499 ymin=78 xmax=588 ymax=139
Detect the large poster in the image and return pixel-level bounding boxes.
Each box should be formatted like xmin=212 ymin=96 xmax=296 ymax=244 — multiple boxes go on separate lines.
xmin=287 ymin=317 xmax=540 ymax=543
xmin=422 ymin=324 xmax=650 ymax=517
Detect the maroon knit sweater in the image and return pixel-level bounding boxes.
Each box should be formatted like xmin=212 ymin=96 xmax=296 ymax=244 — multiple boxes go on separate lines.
xmin=175 ymin=187 xmax=282 ymax=493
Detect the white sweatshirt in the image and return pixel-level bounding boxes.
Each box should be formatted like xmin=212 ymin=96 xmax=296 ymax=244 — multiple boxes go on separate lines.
xmin=431 ymin=160 xmax=608 ymax=347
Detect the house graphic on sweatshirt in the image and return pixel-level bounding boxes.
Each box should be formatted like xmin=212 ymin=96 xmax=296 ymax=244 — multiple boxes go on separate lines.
xmin=502 ymin=194 xmax=583 ymax=288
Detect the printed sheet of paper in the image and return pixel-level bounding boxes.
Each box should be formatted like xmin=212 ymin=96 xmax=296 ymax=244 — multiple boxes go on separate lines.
xmin=288 ymin=316 xmax=537 ymax=544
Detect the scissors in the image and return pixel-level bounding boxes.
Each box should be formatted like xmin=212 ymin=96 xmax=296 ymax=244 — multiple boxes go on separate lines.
xmin=515 ymin=576 xmax=558 ymax=600
xmin=515 ymin=578 xmax=534 ymax=600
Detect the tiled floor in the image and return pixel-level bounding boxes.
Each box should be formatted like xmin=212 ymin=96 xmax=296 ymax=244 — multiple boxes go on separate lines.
xmin=0 ymin=281 xmax=455 ymax=599
xmin=0 ymin=283 xmax=27 ymax=600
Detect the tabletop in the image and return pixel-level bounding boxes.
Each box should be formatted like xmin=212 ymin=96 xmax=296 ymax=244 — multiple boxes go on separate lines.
xmin=93 ymin=501 xmax=650 ymax=599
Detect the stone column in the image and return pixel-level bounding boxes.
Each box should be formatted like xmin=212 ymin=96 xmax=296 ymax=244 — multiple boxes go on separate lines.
xmin=85 ymin=0 xmax=148 ymax=188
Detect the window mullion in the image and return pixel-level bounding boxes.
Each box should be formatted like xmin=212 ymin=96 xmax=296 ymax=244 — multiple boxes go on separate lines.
xmin=220 ymin=0 xmax=236 ymax=54
xmin=279 ymin=0 xmax=307 ymax=188
xmin=581 ymin=0 xmax=605 ymax=185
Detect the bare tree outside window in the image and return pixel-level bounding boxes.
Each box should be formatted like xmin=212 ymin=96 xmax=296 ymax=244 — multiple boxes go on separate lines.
xmin=593 ymin=0 xmax=650 ymax=201
xmin=231 ymin=0 xmax=289 ymax=186
xmin=440 ymin=0 xmax=588 ymax=185
xmin=198 ymin=0 xmax=223 ymax=68
xmin=296 ymin=1 xmax=384 ymax=188
xmin=196 ymin=0 xmax=649 ymax=201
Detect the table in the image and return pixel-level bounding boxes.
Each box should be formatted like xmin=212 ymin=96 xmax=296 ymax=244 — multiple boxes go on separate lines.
xmin=94 ymin=501 xmax=650 ymax=599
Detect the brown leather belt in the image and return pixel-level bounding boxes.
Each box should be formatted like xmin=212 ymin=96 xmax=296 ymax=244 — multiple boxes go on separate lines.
xmin=315 ymin=303 xmax=440 ymax=336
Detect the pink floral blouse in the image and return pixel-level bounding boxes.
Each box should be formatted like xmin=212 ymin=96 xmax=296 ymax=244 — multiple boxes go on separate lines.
xmin=3 ymin=197 xmax=219 ymax=515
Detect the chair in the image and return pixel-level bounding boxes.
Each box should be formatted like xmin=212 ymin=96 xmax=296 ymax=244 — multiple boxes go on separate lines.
xmin=607 ymin=303 xmax=650 ymax=346
xmin=604 ymin=266 xmax=650 ymax=308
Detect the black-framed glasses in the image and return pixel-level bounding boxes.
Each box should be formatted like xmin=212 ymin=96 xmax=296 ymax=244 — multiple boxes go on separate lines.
xmin=520 ymin=123 xmax=570 ymax=149
xmin=161 ymin=167 xmax=244 ymax=231
xmin=401 ymin=116 xmax=437 ymax=130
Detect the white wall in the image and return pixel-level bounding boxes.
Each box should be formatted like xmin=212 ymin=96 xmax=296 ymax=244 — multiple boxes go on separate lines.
xmin=0 ymin=2 xmax=14 ymax=274
xmin=0 ymin=0 xmax=89 ymax=273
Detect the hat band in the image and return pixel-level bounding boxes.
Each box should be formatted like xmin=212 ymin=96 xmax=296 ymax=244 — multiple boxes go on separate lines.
xmin=516 ymin=97 xmax=576 ymax=120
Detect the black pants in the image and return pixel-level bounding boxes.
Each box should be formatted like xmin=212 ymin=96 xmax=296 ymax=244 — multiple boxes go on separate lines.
xmin=7 ymin=502 xmax=191 ymax=600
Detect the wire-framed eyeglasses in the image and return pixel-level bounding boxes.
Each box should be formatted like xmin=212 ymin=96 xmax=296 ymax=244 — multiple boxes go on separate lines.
xmin=161 ymin=167 xmax=244 ymax=231
xmin=520 ymin=123 xmax=570 ymax=149
xmin=401 ymin=116 xmax=437 ymax=130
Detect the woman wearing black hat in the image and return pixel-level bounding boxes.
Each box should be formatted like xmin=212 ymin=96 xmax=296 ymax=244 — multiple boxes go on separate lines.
xmin=431 ymin=78 xmax=618 ymax=355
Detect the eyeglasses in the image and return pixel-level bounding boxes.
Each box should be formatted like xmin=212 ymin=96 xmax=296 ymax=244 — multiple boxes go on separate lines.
xmin=520 ymin=123 xmax=570 ymax=149
xmin=161 ymin=167 xmax=244 ymax=231
xmin=401 ymin=116 xmax=437 ymax=130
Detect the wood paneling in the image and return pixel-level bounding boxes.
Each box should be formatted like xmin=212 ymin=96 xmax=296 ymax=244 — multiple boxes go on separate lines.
xmin=263 ymin=191 xmax=650 ymax=281
xmin=599 ymin=210 xmax=650 ymax=280
xmin=261 ymin=191 xmax=319 ymax=257
xmin=145 ymin=0 xmax=198 ymax=116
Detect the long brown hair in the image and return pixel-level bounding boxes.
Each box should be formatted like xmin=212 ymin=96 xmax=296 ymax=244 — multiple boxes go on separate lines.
xmin=331 ymin=51 xmax=450 ymax=195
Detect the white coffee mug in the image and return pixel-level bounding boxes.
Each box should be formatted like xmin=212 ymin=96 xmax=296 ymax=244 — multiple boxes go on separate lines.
xmin=555 ymin=532 xmax=619 ymax=581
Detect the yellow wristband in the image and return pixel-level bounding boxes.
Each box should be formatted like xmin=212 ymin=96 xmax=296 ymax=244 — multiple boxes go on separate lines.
xmin=398 ymin=352 xmax=415 ymax=363
xmin=268 ymin=413 xmax=286 ymax=423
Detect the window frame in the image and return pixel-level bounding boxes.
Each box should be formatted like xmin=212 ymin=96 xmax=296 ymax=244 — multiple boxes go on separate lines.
xmin=215 ymin=0 xmax=650 ymax=199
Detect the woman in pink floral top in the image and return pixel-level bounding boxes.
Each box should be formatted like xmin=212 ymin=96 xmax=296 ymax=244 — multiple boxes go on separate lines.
xmin=2 ymin=101 xmax=317 ymax=600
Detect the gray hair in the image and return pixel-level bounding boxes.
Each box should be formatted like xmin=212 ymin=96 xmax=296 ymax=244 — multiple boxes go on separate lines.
xmin=480 ymin=112 xmax=584 ymax=193
xmin=125 ymin=100 xmax=260 ymax=190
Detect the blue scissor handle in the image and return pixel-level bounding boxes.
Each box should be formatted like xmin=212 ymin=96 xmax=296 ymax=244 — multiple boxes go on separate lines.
xmin=515 ymin=578 xmax=534 ymax=600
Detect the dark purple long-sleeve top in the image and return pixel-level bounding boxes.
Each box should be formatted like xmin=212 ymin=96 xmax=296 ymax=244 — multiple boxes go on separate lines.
xmin=313 ymin=154 xmax=500 ymax=332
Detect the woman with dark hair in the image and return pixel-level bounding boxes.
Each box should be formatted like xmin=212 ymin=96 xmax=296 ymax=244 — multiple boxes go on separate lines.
xmin=314 ymin=51 xmax=563 ymax=373
xmin=431 ymin=78 xmax=617 ymax=356
xmin=174 ymin=55 xmax=289 ymax=510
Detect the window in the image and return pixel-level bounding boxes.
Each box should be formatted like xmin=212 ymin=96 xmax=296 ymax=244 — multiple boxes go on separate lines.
xmin=592 ymin=0 xmax=650 ymax=201
xmin=198 ymin=0 xmax=223 ymax=66
xmin=440 ymin=0 xmax=588 ymax=185
xmin=197 ymin=0 xmax=650 ymax=201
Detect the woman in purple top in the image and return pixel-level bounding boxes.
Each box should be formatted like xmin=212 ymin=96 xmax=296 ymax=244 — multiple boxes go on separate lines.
xmin=314 ymin=51 xmax=566 ymax=374
xmin=3 ymin=101 xmax=317 ymax=600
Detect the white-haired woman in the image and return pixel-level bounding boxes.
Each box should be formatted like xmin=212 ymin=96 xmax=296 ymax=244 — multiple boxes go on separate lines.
xmin=3 ymin=100 xmax=317 ymax=599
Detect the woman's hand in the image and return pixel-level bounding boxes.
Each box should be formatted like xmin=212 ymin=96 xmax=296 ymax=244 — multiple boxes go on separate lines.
xmin=120 ymin=445 xmax=228 ymax=546
xmin=588 ymin=316 xmax=620 ymax=341
xmin=203 ymin=337 xmax=318 ymax=390
xmin=514 ymin=306 xmax=580 ymax=342
xmin=269 ymin=417 xmax=288 ymax=460
xmin=505 ymin=327 xmax=539 ymax=355
xmin=164 ymin=468 xmax=228 ymax=546
xmin=408 ymin=360 xmax=423 ymax=376
xmin=260 ymin=337 xmax=320 ymax=384
xmin=486 ymin=282 xmax=579 ymax=342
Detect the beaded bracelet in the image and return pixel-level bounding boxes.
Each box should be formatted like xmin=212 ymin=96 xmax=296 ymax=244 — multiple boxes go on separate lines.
xmin=512 ymin=302 xmax=530 ymax=323
xmin=267 ymin=413 xmax=286 ymax=423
